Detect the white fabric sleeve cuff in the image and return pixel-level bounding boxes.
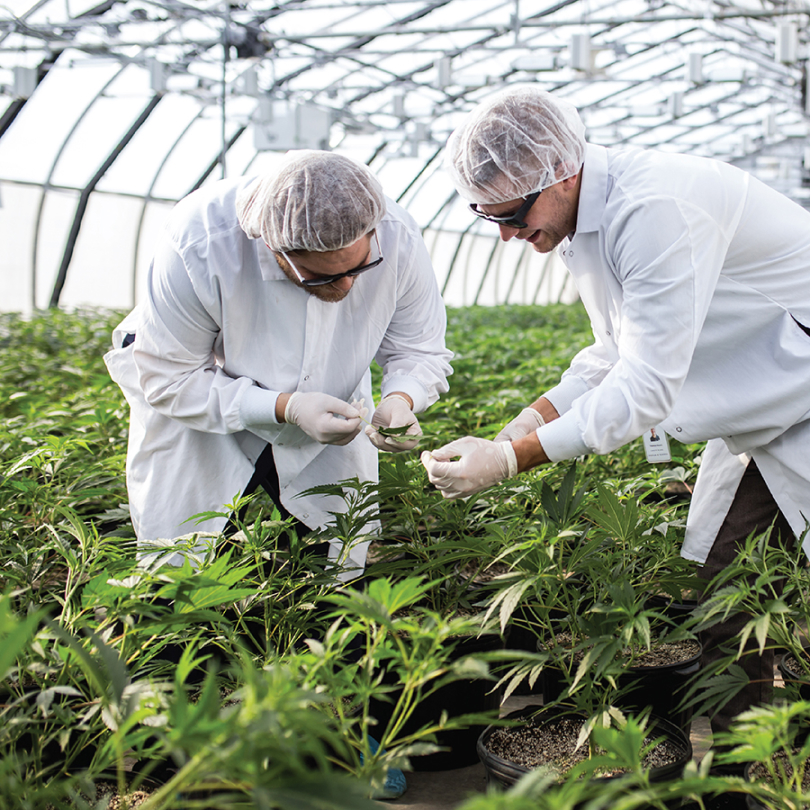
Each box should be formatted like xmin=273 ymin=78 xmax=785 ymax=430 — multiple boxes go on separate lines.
xmin=502 ymin=440 xmax=518 ymax=478
xmin=542 ymin=375 xmax=590 ymax=417
xmin=238 ymin=385 xmax=282 ymax=428
xmin=536 ymin=411 xmax=591 ymax=463
xmin=380 ymin=376 xmax=429 ymax=413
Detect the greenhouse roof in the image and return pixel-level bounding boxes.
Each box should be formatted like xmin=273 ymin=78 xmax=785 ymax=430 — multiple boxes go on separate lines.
xmin=0 ymin=0 xmax=808 ymax=311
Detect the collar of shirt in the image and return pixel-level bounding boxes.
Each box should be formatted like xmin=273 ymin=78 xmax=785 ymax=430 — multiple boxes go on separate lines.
xmin=574 ymin=143 xmax=609 ymax=235
xmin=256 ymin=242 xmax=289 ymax=282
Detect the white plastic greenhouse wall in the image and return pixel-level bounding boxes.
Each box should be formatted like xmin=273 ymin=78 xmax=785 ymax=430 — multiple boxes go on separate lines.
xmin=0 ymin=0 xmax=807 ymax=314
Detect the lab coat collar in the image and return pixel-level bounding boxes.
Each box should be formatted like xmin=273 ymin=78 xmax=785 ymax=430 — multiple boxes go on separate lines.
xmin=574 ymin=143 xmax=608 ymax=235
xmin=257 ymin=242 xmax=289 ymax=282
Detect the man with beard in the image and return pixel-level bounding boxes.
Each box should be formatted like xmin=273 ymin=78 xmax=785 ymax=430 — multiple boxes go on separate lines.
xmin=106 ymin=150 xmax=452 ymax=579
xmin=422 ymin=86 xmax=809 ymax=749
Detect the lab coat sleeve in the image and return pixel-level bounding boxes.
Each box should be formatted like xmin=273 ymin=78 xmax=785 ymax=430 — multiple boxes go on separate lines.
xmin=132 ymin=238 xmax=267 ymax=434
xmin=542 ymin=329 xmax=615 ymax=415
xmin=374 ymin=228 xmax=453 ymax=414
xmin=538 ymin=195 xmax=730 ymax=461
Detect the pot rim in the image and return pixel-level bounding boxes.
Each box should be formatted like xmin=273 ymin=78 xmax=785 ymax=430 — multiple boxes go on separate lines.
xmin=476 ymin=707 xmax=692 ymax=782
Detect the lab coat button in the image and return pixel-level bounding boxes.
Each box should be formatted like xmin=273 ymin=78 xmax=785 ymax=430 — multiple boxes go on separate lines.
xmin=304 ymin=375 xmax=310 ymax=381
xmin=676 ymin=427 xmax=682 ymax=432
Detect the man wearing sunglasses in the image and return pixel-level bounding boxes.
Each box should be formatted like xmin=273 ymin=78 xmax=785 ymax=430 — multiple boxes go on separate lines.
xmin=106 ymin=150 xmax=452 ymax=578
xmin=422 ymin=86 xmax=808 ymax=746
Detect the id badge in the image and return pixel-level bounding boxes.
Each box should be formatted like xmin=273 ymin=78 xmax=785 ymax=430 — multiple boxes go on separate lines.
xmin=642 ymin=425 xmax=672 ymax=463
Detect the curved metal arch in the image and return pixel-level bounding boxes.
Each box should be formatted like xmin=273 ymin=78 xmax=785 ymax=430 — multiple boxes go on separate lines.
xmin=130 ymin=106 xmax=207 ymax=308
xmin=419 ymin=191 xmax=462 ymax=281
xmin=530 ymin=248 xmax=554 ymax=305
xmin=503 ymin=239 xmax=530 ymax=305
xmin=0 ymin=54 xmax=54 ymax=139
xmin=188 ymin=125 xmax=248 ymax=195
xmin=28 ymin=3 xmax=219 ymax=309
xmin=270 ymin=0 xmax=455 ymax=97
xmin=49 ymin=93 xmax=160 ymax=308
xmin=472 ymin=234 xmax=501 ymax=306
xmin=395 ymin=145 xmax=443 ymax=205
xmin=441 ymin=217 xmax=481 ymax=297
xmin=423 ymin=188 xmax=458 ymax=234
xmin=31 ymin=61 xmax=129 ymax=310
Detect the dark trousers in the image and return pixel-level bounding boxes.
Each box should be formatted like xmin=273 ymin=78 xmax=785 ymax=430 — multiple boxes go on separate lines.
xmin=236 ymin=443 xmax=311 ymax=540
xmin=696 ymin=459 xmax=793 ymax=738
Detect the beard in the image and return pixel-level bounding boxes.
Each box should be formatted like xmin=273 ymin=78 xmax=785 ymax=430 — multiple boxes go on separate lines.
xmin=528 ymin=185 xmax=578 ymax=254
xmin=305 ymin=283 xmax=350 ymax=303
xmin=274 ymin=254 xmax=351 ymax=303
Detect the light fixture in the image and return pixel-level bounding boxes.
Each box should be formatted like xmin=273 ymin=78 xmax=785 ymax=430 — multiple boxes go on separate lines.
xmin=240 ymin=65 xmax=260 ymax=97
xmin=667 ymin=91 xmax=684 ymax=118
xmin=762 ymin=107 xmax=777 ymax=139
xmin=254 ymin=101 xmax=332 ymax=151
xmin=570 ymin=34 xmax=591 ymax=72
xmin=12 ymin=66 xmax=37 ymax=99
xmin=148 ymin=59 xmax=169 ymax=94
xmin=435 ymin=57 xmax=453 ymax=89
xmin=511 ymin=53 xmax=557 ymax=72
xmin=776 ymin=22 xmax=798 ymax=64
xmin=688 ymin=53 xmax=704 ymax=84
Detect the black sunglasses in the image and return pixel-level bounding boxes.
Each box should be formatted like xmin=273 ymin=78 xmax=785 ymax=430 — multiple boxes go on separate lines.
xmin=469 ymin=190 xmax=542 ymax=230
xmin=284 ymin=232 xmax=384 ymax=287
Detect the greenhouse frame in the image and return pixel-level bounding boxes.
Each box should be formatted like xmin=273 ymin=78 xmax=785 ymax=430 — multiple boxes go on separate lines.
xmin=0 ymin=0 xmax=808 ymax=311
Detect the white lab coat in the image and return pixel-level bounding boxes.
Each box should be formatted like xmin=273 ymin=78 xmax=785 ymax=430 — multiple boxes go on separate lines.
xmin=536 ymin=144 xmax=810 ymax=562
xmin=105 ymin=176 xmax=452 ymax=569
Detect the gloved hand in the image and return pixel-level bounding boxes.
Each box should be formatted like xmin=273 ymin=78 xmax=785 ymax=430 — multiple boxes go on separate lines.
xmin=364 ymin=394 xmax=421 ymax=452
xmin=494 ymin=407 xmax=545 ymax=442
xmin=421 ymin=436 xmax=518 ymax=500
xmin=284 ymin=391 xmax=365 ymax=445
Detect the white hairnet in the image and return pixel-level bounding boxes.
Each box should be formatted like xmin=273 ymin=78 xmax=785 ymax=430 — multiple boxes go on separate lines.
xmin=444 ymin=86 xmax=587 ymax=205
xmin=236 ymin=150 xmax=386 ymax=252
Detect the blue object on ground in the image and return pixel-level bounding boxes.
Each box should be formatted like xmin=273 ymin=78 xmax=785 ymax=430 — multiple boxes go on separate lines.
xmin=361 ymin=735 xmax=407 ymax=800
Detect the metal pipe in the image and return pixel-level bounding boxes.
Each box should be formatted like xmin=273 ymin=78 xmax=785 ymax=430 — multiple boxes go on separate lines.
xmin=49 ymin=94 xmax=161 ymax=308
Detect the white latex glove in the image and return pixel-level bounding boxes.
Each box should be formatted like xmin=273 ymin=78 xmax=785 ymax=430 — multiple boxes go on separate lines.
xmin=421 ymin=436 xmax=518 ymax=500
xmin=284 ymin=392 xmax=365 ymax=445
xmin=494 ymin=407 xmax=545 ymax=443
xmin=364 ymin=394 xmax=422 ymax=452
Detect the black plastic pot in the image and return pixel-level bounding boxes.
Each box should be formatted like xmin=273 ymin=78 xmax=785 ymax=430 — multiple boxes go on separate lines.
xmin=743 ymin=762 xmax=774 ymax=810
xmin=73 ymin=770 xmax=166 ymax=807
xmin=477 ymin=707 xmax=692 ymax=806
xmin=680 ymin=791 xmax=749 ymax=809
xmin=367 ymin=631 xmax=504 ymax=771
xmin=645 ymin=593 xmax=699 ymax=625
xmin=778 ymin=650 xmax=810 ymax=701
xmin=538 ymin=639 xmax=702 ymax=735
xmin=743 ymin=752 xmax=809 ymax=810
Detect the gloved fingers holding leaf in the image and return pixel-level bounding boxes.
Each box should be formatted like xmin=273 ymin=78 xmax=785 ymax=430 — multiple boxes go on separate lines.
xmin=420 ymin=436 xmax=517 ymax=499
xmin=365 ymin=393 xmax=422 ymax=452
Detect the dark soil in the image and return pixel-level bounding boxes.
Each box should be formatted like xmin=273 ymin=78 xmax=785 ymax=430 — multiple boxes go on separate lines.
xmin=459 ymin=560 xmax=512 ymax=584
xmin=544 ymin=632 xmax=700 ymax=667
xmin=485 ymin=715 xmax=685 ymax=778
xmin=94 ymin=784 xmax=155 ymax=809
xmin=781 ymin=654 xmax=808 ymax=680
xmin=748 ymin=750 xmax=810 ymax=793
xmin=47 ymin=777 xmax=157 ymax=809
xmin=365 ymin=538 xmax=406 ymax=565
xmin=632 ymin=638 xmax=701 ymax=667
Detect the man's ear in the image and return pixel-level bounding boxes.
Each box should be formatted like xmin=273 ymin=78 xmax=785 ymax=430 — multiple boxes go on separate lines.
xmin=559 ymin=168 xmax=582 ymax=191
xmin=555 ymin=159 xmax=581 ymax=186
